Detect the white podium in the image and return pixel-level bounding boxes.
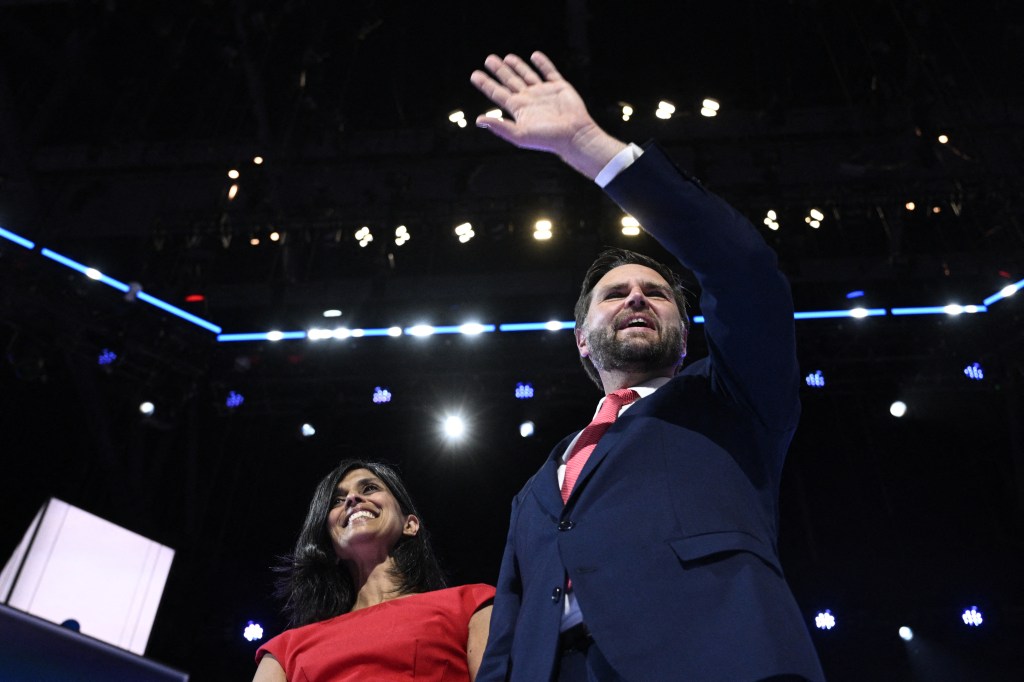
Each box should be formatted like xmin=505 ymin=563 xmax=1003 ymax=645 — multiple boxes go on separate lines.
xmin=0 ymin=497 xmax=175 ymax=656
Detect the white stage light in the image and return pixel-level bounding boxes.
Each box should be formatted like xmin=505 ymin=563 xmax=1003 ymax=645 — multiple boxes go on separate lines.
xmin=243 ymin=621 xmax=264 ymax=642
xmin=300 ymin=423 xmax=316 ymax=437
xmin=890 ymin=401 xmax=907 ymax=418
xmin=408 ymin=325 xmax=435 ymax=337
xmin=814 ymin=610 xmax=836 ymax=630
xmin=621 ymin=215 xmax=641 ymax=236
xmin=899 ymin=626 xmax=914 ymax=641
xmin=961 ymin=606 xmax=983 ymax=626
xmin=139 ymin=401 xmax=155 ymax=416
xmin=519 ymin=421 xmax=535 ymax=438
xmin=443 ymin=415 xmax=466 ymax=439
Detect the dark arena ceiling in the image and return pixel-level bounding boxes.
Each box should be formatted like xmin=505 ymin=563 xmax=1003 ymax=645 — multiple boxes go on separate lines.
xmin=1 ymin=1 xmax=1023 ymax=680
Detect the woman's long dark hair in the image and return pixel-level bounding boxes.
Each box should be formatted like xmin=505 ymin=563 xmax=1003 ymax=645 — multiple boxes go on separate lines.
xmin=274 ymin=459 xmax=447 ymax=627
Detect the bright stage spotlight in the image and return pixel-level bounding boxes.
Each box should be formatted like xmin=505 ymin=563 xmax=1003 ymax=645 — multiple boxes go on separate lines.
xmin=961 ymin=606 xmax=983 ymax=627
xmin=300 ymin=423 xmax=316 ymax=438
xmin=243 ymin=621 xmax=264 ymax=642
xmin=700 ymin=98 xmax=719 ymax=118
xmin=443 ymin=415 xmax=466 ymax=440
xmin=394 ymin=225 xmax=410 ymax=246
xmin=455 ymin=222 xmax=475 ymax=243
xmin=448 ymin=109 xmax=468 ymax=128
xmin=890 ymin=401 xmax=907 ymax=418
xmin=519 ymin=421 xmax=535 ymax=438
xmin=899 ymin=626 xmax=914 ymax=641
xmin=944 ymin=303 xmax=964 ymax=316
xmin=533 ymin=219 xmax=553 ymax=241
xmin=621 ymin=215 xmax=641 ymax=236
xmin=226 ymin=391 xmax=245 ymax=408
xmin=97 ymin=348 xmax=118 ymax=366
xmin=139 ymin=401 xmax=155 ymax=416
xmin=814 ymin=610 xmax=836 ymax=630
xmin=407 ymin=324 xmax=435 ymax=337
xmin=355 ymin=226 xmax=373 ymax=247
xmin=372 ymin=386 xmax=392 ymax=404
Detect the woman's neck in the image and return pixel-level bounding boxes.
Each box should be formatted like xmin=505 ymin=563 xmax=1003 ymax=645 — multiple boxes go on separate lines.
xmin=347 ymin=556 xmax=409 ymax=611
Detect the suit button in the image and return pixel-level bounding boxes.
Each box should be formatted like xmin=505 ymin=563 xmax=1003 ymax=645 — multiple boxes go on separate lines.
xmin=551 ymin=587 xmax=562 ymax=602
xmin=557 ymin=520 xmax=576 ymax=531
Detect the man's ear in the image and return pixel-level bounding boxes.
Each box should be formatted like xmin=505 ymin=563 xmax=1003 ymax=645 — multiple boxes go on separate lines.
xmin=403 ymin=514 xmax=420 ymax=537
xmin=575 ymin=327 xmax=589 ymax=358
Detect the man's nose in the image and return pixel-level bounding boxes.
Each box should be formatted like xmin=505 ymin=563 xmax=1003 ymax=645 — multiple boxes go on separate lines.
xmin=624 ymin=287 xmax=649 ymax=307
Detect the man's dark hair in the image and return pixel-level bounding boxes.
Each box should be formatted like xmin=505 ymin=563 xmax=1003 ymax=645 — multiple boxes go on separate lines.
xmin=274 ymin=459 xmax=447 ymax=627
xmin=573 ymin=248 xmax=690 ymax=390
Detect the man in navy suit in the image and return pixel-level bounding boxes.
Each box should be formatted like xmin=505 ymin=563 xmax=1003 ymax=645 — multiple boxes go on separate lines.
xmin=470 ymin=52 xmax=825 ymax=682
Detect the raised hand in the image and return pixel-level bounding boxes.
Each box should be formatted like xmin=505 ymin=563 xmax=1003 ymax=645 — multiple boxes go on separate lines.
xmin=470 ymin=51 xmax=626 ymax=180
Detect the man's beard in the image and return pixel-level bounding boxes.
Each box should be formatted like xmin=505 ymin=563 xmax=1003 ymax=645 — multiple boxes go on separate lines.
xmin=585 ymin=323 xmax=685 ymax=375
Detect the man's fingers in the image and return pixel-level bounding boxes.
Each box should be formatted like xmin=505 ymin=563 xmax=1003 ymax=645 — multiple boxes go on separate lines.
xmin=481 ymin=53 xmax=530 ymax=93
xmin=530 ymin=51 xmax=563 ymax=82
xmin=503 ymin=53 xmax=542 ymax=86
xmin=469 ymin=70 xmax=510 ymax=109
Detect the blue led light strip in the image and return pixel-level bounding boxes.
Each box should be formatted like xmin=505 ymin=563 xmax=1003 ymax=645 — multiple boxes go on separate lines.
xmin=37 ymin=247 xmax=221 ymax=334
xmin=136 ymin=292 xmax=222 ymax=334
xmin=499 ymin=321 xmax=574 ymax=332
xmin=0 ymin=226 xmax=35 ymax=250
xmin=9 ymin=222 xmax=1020 ymax=343
xmin=983 ymin=278 xmax=1024 ymax=306
xmin=890 ymin=305 xmax=986 ymax=316
xmin=40 ymin=248 xmax=131 ymax=292
xmin=794 ymin=308 xmax=887 ymax=320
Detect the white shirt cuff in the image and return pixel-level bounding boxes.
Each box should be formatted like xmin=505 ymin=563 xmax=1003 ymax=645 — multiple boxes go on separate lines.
xmin=594 ymin=143 xmax=644 ymax=188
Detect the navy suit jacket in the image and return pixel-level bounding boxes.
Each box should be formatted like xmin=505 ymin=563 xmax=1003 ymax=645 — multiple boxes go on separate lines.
xmin=478 ymin=145 xmax=826 ymax=682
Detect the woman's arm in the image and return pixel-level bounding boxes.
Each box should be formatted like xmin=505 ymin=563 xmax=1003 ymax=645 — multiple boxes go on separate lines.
xmin=252 ymin=653 xmax=287 ymax=682
xmin=466 ymin=604 xmax=493 ymax=682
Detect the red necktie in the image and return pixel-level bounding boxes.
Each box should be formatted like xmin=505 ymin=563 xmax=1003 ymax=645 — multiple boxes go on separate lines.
xmin=561 ymin=388 xmax=640 ymax=503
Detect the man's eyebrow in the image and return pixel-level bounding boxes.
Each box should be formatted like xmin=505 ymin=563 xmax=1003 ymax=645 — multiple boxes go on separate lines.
xmin=597 ymin=280 xmax=673 ymax=294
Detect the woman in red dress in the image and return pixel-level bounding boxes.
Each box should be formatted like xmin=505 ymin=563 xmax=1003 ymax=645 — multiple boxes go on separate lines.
xmin=253 ymin=460 xmax=494 ymax=681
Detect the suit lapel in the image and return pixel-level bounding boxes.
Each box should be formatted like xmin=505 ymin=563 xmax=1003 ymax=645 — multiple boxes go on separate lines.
xmin=530 ymin=432 xmax=577 ymax=519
